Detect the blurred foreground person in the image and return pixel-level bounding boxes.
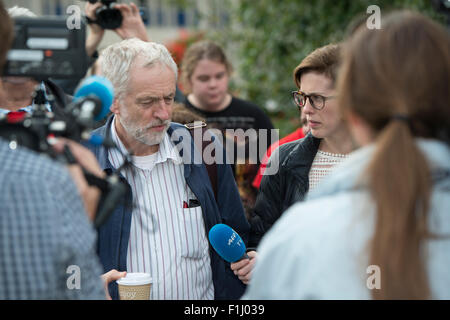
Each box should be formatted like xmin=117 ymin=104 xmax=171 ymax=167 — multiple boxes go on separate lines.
xmin=0 ymin=1 xmax=108 ymax=299
xmin=244 ymin=11 xmax=450 ymax=299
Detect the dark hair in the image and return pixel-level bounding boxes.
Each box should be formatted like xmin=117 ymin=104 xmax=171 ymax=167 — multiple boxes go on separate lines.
xmin=0 ymin=0 xmax=13 ymax=71
xmin=293 ymin=43 xmax=341 ymax=89
xmin=338 ymin=10 xmax=450 ymax=299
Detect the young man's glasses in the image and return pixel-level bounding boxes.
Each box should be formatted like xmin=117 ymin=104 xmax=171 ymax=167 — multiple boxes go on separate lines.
xmin=292 ymin=90 xmax=336 ymax=110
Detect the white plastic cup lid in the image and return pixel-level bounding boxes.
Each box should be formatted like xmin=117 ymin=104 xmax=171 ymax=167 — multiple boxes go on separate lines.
xmin=116 ymin=273 xmax=152 ymax=286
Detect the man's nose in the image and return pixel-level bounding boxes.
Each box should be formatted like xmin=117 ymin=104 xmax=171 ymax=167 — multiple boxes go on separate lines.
xmin=154 ymin=103 xmax=171 ymax=121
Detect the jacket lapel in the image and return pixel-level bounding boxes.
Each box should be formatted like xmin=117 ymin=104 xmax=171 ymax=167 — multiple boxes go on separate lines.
xmin=91 ymin=115 xmax=132 ymax=272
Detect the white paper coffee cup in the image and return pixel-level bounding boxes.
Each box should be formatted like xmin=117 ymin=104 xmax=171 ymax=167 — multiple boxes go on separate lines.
xmin=116 ymin=273 xmax=152 ymax=300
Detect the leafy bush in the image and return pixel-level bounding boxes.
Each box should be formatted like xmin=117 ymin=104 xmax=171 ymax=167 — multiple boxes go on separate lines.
xmin=174 ymin=0 xmax=446 ymax=136
xmin=212 ymin=0 xmax=445 ymax=136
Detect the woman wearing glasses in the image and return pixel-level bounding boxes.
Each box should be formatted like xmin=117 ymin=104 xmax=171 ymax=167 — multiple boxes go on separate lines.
xmin=231 ymin=43 xmax=355 ymax=284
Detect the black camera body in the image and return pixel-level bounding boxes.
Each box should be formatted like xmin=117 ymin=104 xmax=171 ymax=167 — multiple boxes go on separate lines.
xmin=88 ymin=0 xmax=123 ymax=29
xmin=1 ymin=16 xmax=91 ymax=150
xmin=0 ymin=82 xmax=127 ymax=228
xmin=0 ymin=83 xmax=127 ymax=228
xmin=3 ymin=17 xmax=87 ymax=80
xmin=0 ymin=103 xmax=62 ymax=154
xmin=0 ymin=15 xmax=127 ymax=227
xmin=0 ymin=86 xmax=102 ymax=154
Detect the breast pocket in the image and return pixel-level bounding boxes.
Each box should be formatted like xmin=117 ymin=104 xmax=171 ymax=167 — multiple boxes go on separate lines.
xmin=179 ymin=206 xmax=209 ymax=260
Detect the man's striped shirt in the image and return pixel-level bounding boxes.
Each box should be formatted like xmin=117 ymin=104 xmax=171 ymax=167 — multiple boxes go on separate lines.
xmin=108 ymin=118 xmax=214 ymax=300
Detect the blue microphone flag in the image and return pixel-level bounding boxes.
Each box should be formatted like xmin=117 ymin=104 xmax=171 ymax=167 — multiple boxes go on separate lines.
xmin=208 ymin=224 xmax=247 ymax=263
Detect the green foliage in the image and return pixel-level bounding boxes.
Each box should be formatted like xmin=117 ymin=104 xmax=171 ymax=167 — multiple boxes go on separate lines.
xmin=165 ymin=0 xmax=195 ymax=8
xmin=210 ymin=0 xmax=445 ymax=137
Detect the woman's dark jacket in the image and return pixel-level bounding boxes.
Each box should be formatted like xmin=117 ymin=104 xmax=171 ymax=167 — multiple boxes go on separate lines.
xmin=248 ymin=133 xmax=321 ymax=248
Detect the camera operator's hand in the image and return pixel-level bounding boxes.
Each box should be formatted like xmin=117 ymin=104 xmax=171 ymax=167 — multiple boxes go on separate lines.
xmin=85 ymin=1 xmax=105 ymax=57
xmin=113 ymin=2 xmax=149 ymax=42
xmin=52 ymin=138 xmax=105 ymax=222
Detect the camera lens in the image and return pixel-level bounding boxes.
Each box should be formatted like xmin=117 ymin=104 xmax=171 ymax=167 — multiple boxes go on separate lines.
xmin=95 ymin=7 xmax=123 ymax=29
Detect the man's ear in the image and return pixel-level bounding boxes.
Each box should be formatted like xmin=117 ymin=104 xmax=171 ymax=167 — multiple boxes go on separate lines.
xmin=110 ymin=98 xmax=120 ymax=115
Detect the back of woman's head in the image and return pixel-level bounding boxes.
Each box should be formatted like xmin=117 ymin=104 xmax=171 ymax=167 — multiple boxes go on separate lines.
xmin=339 ymin=10 xmax=450 ymax=141
xmin=180 ymin=40 xmax=232 ymax=93
xmin=338 ymin=11 xmax=450 ymax=299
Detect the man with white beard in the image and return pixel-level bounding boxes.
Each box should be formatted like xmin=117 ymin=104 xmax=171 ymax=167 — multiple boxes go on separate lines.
xmin=86 ymin=38 xmax=250 ymax=300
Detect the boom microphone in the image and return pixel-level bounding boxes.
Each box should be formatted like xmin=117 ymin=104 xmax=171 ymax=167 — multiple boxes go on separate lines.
xmin=208 ymin=224 xmax=249 ymax=263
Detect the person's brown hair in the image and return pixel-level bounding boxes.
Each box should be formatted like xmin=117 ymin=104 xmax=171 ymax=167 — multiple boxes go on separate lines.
xmin=171 ymin=102 xmax=205 ymax=125
xmin=337 ymin=11 xmax=450 ymax=299
xmin=180 ymin=40 xmax=233 ymax=94
xmin=0 ymin=0 xmax=13 ymax=70
xmin=293 ymin=43 xmax=341 ymax=89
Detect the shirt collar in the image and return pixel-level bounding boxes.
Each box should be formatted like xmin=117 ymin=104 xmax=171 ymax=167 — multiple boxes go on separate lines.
xmin=154 ymin=133 xmax=183 ymax=165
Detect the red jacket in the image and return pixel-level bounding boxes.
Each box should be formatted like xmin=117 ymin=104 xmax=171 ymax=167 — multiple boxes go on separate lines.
xmin=252 ymin=128 xmax=305 ymax=189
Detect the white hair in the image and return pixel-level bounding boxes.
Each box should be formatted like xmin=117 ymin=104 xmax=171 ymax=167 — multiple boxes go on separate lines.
xmin=8 ymin=6 xmax=37 ymax=18
xmin=100 ymin=38 xmax=178 ymax=99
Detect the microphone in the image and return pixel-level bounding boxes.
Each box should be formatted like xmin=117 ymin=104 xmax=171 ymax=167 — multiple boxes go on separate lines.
xmin=208 ymin=224 xmax=250 ymax=263
xmin=72 ymin=75 xmax=114 ymax=122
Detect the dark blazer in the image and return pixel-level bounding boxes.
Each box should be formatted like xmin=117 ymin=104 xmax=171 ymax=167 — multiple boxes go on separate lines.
xmin=249 ymin=133 xmax=321 ymax=248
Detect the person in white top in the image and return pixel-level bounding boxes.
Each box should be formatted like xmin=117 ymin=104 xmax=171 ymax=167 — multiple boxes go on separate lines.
xmin=243 ymin=10 xmax=450 ymax=299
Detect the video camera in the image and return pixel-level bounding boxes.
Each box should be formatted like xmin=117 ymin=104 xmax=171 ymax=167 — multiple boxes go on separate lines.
xmin=3 ymin=16 xmax=88 ymax=80
xmin=0 ymin=16 xmax=128 ymax=227
xmin=0 ymin=15 xmax=105 ymax=151
xmin=0 ymin=76 xmax=112 ymax=152
xmin=86 ymin=0 xmax=149 ymax=30
xmin=0 ymin=75 xmax=128 ymax=227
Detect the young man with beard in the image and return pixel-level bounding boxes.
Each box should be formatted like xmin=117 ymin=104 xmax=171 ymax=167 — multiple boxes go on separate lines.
xmin=87 ymin=38 xmax=250 ymax=300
